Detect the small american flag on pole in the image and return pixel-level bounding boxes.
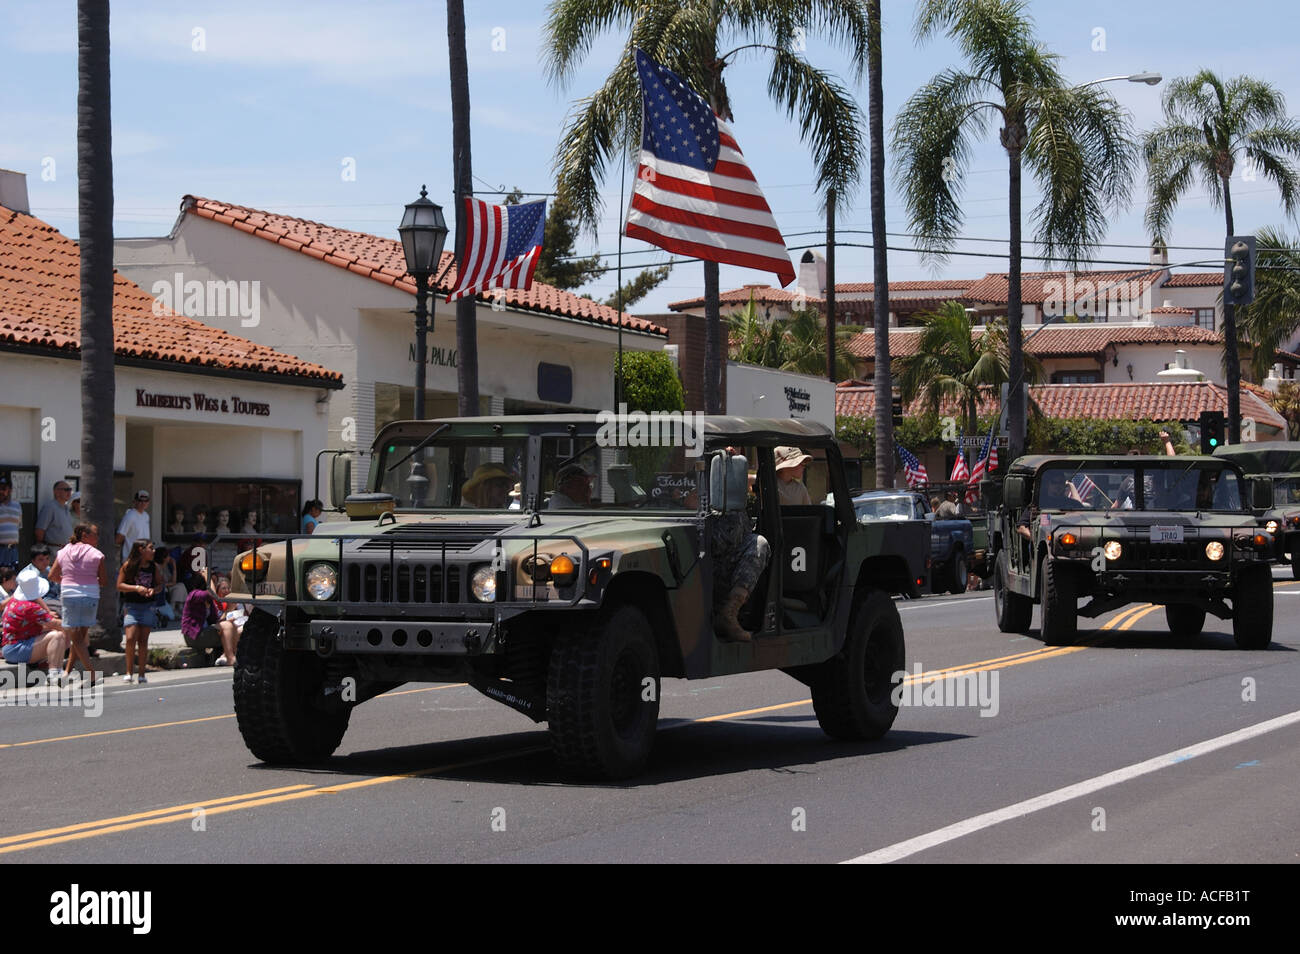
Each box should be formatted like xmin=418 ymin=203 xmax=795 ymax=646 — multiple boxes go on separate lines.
xmin=445 ymin=197 xmax=547 ymax=302
xmin=625 ymin=49 xmax=795 ymax=286
xmin=967 ymin=423 xmax=996 ymax=505
xmin=950 ymin=446 xmax=969 ymax=484
xmin=1067 ymin=474 xmax=1099 ymax=505
xmin=898 ymin=445 xmax=929 ymax=489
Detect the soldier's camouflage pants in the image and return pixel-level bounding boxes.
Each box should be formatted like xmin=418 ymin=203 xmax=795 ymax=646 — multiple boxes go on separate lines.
xmin=711 ymin=512 xmax=771 ymax=600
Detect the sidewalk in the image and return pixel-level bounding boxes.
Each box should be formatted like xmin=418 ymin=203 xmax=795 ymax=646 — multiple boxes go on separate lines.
xmin=1 ymin=618 xmax=198 ymax=682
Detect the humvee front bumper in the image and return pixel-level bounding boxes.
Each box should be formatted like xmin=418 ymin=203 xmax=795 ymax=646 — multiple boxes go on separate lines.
xmin=311 ymin=619 xmax=493 ymax=655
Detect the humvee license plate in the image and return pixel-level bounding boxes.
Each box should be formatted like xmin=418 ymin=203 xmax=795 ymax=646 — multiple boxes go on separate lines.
xmin=255 ymin=581 xmax=286 ymax=595
xmin=1150 ymin=525 xmax=1183 ymax=543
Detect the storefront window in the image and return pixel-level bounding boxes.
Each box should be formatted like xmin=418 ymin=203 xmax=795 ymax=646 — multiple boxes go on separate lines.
xmin=161 ymin=478 xmax=301 ymax=542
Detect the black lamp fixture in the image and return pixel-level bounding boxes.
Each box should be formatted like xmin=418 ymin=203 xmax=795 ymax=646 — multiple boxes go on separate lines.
xmin=398 ymin=186 xmax=449 ymax=421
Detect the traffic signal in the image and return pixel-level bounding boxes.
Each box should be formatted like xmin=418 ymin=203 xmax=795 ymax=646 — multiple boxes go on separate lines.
xmin=1200 ymin=410 xmax=1226 ymax=453
xmin=891 ymin=392 xmax=903 ymax=426
xmin=1224 ymin=235 xmax=1256 ymax=307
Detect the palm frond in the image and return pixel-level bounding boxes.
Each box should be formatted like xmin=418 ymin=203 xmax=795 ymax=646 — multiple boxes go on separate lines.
xmin=543 ymin=0 xmax=640 ymax=87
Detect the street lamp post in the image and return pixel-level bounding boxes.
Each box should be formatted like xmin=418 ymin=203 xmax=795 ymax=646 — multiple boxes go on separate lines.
xmin=1077 ymin=72 xmax=1162 ymax=89
xmin=399 ymin=186 xmax=449 ymax=421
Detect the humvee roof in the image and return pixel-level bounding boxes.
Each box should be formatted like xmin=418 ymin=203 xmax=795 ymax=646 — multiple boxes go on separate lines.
xmin=1213 ymin=442 xmax=1300 ymax=474
xmin=1008 ymin=454 xmax=1239 ymax=475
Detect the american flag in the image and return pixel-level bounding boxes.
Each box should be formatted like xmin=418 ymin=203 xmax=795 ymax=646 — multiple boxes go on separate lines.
xmin=967 ymin=423 xmax=997 ymax=504
xmin=898 ymin=445 xmax=929 ymax=489
xmin=1067 ymin=474 xmax=1099 ymax=504
xmin=625 ymin=49 xmax=795 ymax=287
xmin=445 ymin=197 xmax=546 ymax=303
xmin=950 ymin=446 xmax=969 ymax=484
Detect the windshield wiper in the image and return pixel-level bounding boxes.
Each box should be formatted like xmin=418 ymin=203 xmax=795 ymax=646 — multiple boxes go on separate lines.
xmin=386 ymin=423 xmax=450 ymax=473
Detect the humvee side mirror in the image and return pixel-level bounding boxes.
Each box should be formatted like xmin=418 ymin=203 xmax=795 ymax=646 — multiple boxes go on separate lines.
xmin=1003 ymin=476 xmax=1025 ymax=510
xmin=981 ymin=478 xmax=1001 ymax=509
xmin=330 ymin=453 xmax=353 ymax=509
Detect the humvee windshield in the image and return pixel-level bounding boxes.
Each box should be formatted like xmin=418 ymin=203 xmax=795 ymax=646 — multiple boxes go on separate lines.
xmin=854 ymin=496 xmax=915 ymax=520
xmin=1271 ymin=477 xmax=1300 ymax=506
xmin=373 ymin=434 xmax=695 ymax=512
xmin=1038 ymin=463 xmax=1243 ymax=512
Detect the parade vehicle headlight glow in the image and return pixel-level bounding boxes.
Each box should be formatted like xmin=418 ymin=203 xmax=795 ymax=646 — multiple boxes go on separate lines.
xmin=1205 ymin=541 xmax=1225 ymax=561
xmin=1103 ymin=541 xmax=1123 ymax=561
xmin=305 ymin=563 xmax=337 ymax=600
xmin=549 ymin=554 xmax=578 ymax=587
xmin=470 ymin=565 xmax=497 ymax=602
xmin=1265 ymin=520 xmax=1279 ymax=534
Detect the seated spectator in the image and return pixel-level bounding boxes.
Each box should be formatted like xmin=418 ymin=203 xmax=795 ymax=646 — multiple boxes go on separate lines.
xmin=547 ymin=463 xmax=595 ymax=509
xmin=22 ymin=544 xmax=60 ymax=601
xmin=182 ymin=573 xmax=243 ymax=667
xmin=0 ymin=566 xmax=17 ymax=606
xmin=461 ymin=464 xmax=515 ymax=508
xmin=1 ymin=566 xmax=68 ymax=667
xmin=152 ymin=546 xmax=179 ymax=625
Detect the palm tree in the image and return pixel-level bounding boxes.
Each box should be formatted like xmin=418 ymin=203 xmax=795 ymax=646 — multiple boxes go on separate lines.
xmin=893 ymin=0 xmax=1137 ymax=459
xmin=544 ymin=1 xmax=869 ymax=414
xmin=866 ymin=0 xmax=894 ymax=489
xmin=895 ymin=301 xmax=1041 ymax=438
xmin=728 ymin=294 xmax=787 ymax=368
xmin=77 ymin=0 xmax=119 ymax=646
xmin=447 ymin=0 xmax=479 ymax=416
xmin=1144 ymin=71 xmax=1300 ymax=441
xmin=1236 ymin=227 xmax=1300 ymax=381
xmin=782 ymin=309 xmax=855 ymax=379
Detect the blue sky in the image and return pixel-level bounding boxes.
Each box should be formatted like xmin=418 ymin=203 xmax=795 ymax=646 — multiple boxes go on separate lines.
xmin=3 ymin=0 xmax=1298 ymax=316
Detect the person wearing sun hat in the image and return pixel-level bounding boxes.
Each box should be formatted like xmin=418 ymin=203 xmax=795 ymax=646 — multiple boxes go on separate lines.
xmin=0 ymin=565 xmax=69 ymax=666
xmin=773 ymin=446 xmax=813 ymax=506
xmin=460 ymin=463 xmax=516 ymax=509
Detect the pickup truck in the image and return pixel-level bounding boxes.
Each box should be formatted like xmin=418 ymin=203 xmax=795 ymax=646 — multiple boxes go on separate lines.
xmin=851 ymin=489 xmax=971 ymax=593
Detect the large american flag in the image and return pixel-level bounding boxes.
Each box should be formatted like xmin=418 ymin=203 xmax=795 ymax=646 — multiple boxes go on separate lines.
xmin=898 ymin=445 xmax=929 ymax=489
xmin=445 ymin=197 xmax=547 ymax=302
xmin=967 ymin=423 xmax=997 ymax=504
xmin=625 ymin=49 xmax=795 ymax=287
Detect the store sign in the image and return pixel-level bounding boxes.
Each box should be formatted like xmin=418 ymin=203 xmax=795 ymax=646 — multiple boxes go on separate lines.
xmin=407 ymin=344 xmax=458 ymax=367
xmin=784 ymin=386 xmax=812 ymax=415
xmin=135 ymin=389 xmax=271 ymax=417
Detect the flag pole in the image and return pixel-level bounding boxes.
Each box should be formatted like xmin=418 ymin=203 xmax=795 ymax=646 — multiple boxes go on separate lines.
xmin=615 ymin=139 xmax=627 ymax=408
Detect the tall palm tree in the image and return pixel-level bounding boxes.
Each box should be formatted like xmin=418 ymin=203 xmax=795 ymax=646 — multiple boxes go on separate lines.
xmin=1144 ymin=71 xmax=1300 ymax=442
xmin=893 ymin=0 xmax=1137 ymax=459
xmin=1236 ymin=226 xmax=1300 ymax=382
xmin=782 ymin=309 xmax=855 ymax=379
xmin=866 ymin=0 xmax=894 ymax=488
xmin=895 ymin=301 xmax=1040 ymax=438
xmin=78 ymin=0 xmax=119 ymax=645
xmin=544 ymin=1 xmax=869 ymax=414
xmin=447 ymin=0 xmax=479 ymax=416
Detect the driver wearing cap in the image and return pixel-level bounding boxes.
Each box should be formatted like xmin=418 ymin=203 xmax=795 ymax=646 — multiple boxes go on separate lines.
xmin=547 ymin=464 xmax=595 ymax=509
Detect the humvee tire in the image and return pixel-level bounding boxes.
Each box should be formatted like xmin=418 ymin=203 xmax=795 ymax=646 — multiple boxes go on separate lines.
xmin=1165 ymin=604 xmax=1206 ymax=638
xmin=1291 ymin=548 xmax=1300 ymax=581
xmin=1039 ymin=559 xmax=1077 ymax=646
xmin=946 ymin=549 xmax=968 ymax=595
xmin=547 ymin=604 xmax=661 ymax=779
xmin=812 ymin=589 xmax=905 ymax=741
xmin=233 ymin=609 xmax=351 ymax=763
xmin=1233 ymin=566 xmax=1274 ymax=650
xmin=994 ymin=552 xmax=1032 ymax=634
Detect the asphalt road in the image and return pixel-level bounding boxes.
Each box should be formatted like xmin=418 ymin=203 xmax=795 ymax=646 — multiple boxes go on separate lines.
xmin=3 ymin=571 xmax=1298 ymax=864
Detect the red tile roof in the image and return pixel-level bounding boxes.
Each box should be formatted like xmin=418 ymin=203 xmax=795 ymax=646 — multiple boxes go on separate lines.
xmin=846 ymin=323 xmax=1226 ymax=360
xmin=183 ymin=196 xmax=664 ymax=335
xmin=830 ymin=279 xmax=973 ymax=294
xmin=0 ymin=204 xmax=341 ymax=385
xmin=1148 ymin=306 xmax=1195 ymax=315
xmin=964 ymin=269 xmax=1163 ymax=305
xmin=1162 ymin=272 xmax=1223 ymax=287
xmin=667 ymin=280 xmax=973 ymax=311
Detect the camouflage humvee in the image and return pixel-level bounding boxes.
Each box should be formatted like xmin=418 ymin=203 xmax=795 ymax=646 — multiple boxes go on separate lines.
xmin=227 ymin=415 xmax=928 ymax=779
xmin=1213 ymin=442 xmax=1300 ymax=579
xmin=989 ymin=455 xmax=1274 ymax=649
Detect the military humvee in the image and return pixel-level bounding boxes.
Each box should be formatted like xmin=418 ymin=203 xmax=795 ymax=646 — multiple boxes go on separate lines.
xmin=227 ymin=416 xmax=928 ymax=779
xmin=1213 ymin=442 xmax=1300 ymax=579
xmin=989 ymin=455 xmax=1273 ymax=649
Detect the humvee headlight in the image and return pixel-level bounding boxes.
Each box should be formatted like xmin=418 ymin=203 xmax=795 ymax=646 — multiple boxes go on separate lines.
xmin=1265 ymin=520 xmax=1279 ymax=534
xmin=470 ymin=565 xmax=497 ymax=602
xmin=1103 ymin=541 xmax=1123 ymax=561
xmin=305 ymin=563 xmax=337 ymax=600
xmin=549 ymin=554 xmax=578 ymax=587
xmin=1205 ymin=541 xmax=1225 ymax=561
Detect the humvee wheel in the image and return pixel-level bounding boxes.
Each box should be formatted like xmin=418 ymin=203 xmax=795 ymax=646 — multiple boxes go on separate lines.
xmin=1039 ymin=559 xmax=1077 ymax=646
xmin=811 ymin=589 xmax=905 ymax=741
xmin=1233 ymin=566 xmax=1274 ymax=650
xmin=547 ymin=604 xmax=661 ymax=779
xmin=233 ymin=610 xmax=351 ymax=764
xmin=946 ymin=550 xmax=968 ymax=594
xmin=1291 ymin=549 xmax=1300 ymax=581
xmin=1165 ymin=604 xmax=1206 ymax=639
xmin=994 ymin=552 xmax=1032 ymax=634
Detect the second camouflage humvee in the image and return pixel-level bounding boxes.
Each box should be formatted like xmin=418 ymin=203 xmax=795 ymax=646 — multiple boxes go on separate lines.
xmin=989 ymin=455 xmax=1274 ymax=649
xmin=1214 ymin=441 xmax=1300 ymax=579
xmin=226 ymin=415 xmax=929 ymax=779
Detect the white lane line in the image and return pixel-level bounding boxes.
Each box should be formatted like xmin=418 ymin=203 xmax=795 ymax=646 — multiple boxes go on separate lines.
xmin=843 ymin=708 xmax=1300 ymax=864
xmin=899 ymin=597 xmax=993 ymax=611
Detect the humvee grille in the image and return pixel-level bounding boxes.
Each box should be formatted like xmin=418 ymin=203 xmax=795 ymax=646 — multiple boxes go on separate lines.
xmin=1126 ymin=541 xmax=1202 ymax=567
xmin=344 ymin=562 xmax=463 ymax=604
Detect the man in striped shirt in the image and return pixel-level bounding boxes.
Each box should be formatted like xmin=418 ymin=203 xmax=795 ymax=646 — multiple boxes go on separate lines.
xmin=0 ymin=476 xmax=21 ymax=570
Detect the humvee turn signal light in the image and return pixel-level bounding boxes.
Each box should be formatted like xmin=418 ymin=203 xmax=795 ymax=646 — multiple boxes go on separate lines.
xmin=550 ymin=554 xmax=578 ymax=586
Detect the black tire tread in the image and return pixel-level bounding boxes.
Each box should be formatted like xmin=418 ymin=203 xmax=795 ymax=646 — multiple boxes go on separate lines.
xmin=1233 ymin=566 xmax=1274 ymax=650
xmin=811 ymin=590 xmax=904 ymax=741
xmin=1165 ymin=603 xmax=1206 ymax=638
xmin=1039 ymin=559 xmax=1077 ymax=646
xmin=995 ymin=551 xmax=1033 ymax=634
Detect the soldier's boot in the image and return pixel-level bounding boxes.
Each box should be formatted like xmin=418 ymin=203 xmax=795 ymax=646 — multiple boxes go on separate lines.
xmin=715 ymin=586 xmax=754 ymax=642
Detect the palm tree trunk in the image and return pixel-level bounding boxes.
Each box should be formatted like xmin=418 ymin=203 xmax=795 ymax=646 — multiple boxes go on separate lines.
xmin=1006 ymin=142 xmax=1026 ymax=459
xmin=77 ymin=0 xmax=119 ymax=644
xmin=448 ymin=0 xmax=479 ymax=416
xmin=867 ymin=0 xmax=894 ymax=489
xmin=703 ymin=260 xmax=722 ymax=414
xmin=825 ymin=196 xmax=836 ymax=380
xmin=1222 ymin=176 xmax=1241 ymax=442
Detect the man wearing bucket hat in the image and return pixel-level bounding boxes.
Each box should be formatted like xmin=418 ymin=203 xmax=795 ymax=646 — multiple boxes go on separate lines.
xmin=0 ymin=565 xmax=69 ymax=666
xmin=460 ymin=463 xmax=516 ymax=509
xmin=547 ymin=463 xmax=595 ymax=509
xmin=774 ymin=446 xmax=813 ymax=506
